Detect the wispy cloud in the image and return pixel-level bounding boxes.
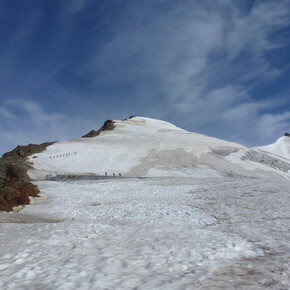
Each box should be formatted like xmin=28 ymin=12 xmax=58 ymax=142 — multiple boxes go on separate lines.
xmin=0 ymin=0 xmax=289 ymax=153
xmin=90 ymin=0 xmax=290 ymax=145
xmin=0 ymin=100 xmax=97 ymax=155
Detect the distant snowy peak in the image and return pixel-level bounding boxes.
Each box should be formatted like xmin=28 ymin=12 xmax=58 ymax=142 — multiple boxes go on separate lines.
xmin=256 ymin=136 xmax=290 ymax=160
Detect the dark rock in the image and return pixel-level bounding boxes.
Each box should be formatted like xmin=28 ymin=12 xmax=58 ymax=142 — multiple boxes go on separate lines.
xmin=102 ymin=119 xmax=115 ymax=130
xmin=82 ymin=119 xmax=115 ymax=138
xmin=284 ymin=132 xmax=290 ymax=137
xmin=123 ymin=115 xmax=137 ymax=121
xmin=0 ymin=141 xmax=54 ymax=211
xmin=3 ymin=142 xmax=55 ymax=159
xmin=82 ymin=130 xmax=99 ymax=138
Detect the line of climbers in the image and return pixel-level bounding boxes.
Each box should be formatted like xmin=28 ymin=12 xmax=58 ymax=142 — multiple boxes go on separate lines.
xmin=50 ymin=152 xmax=77 ymax=159
xmin=48 ymin=153 xmax=122 ymax=177
xmin=105 ymin=172 xmax=122 ymax=177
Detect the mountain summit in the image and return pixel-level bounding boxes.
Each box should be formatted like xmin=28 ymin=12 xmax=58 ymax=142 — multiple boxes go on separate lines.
xmin=28 ymin=116 xmax=290 ymax=180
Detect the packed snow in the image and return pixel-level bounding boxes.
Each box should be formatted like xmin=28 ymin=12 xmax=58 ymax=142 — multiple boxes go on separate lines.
xmin=256 ymin=136 xmax=290 ymax=160
xmin=0 ymin=117 xmax=289 ymax=289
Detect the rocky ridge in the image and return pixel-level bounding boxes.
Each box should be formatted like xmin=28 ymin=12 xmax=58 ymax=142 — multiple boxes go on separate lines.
xmin=0 ymin=142 xmax=55 ymax=211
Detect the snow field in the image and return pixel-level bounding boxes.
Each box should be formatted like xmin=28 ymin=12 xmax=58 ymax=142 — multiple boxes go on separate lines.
xmin=0 ymin=176 xmax=289 ymax=289
xmin=1 ymin=117 xmax=289 ymax=288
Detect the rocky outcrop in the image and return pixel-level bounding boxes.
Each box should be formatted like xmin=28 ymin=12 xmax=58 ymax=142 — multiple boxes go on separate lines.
xmin=284 ymin=132 xmax=290 ymax=137
xmin=0 ymin=142 xmax=54 ymax=211
xmin=2 ymin=142 xmax=54 ymax=159
xmin=82 ymin=119 xmax=115 ymax=138
xmin=81 ymin=130 xmax=99 ymax=138
xmin=123 ymin=115 xmax=136 ymax=121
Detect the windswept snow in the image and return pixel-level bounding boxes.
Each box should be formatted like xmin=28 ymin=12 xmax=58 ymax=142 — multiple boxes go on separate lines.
xmin=256 ymin=136 xmax=290 ymax=160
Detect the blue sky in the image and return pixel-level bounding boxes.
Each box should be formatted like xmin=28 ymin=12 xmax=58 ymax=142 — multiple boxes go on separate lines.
xmin=0 ymin=0 xmax=290 ymax=155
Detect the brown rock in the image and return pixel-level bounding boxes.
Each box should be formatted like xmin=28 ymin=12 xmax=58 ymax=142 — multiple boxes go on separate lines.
xmin=0 ymin=141 xmax=54 ymax=211
xmin=82 ymin=130 xmax=99 ymax=138
xmin=82 ymin=119 xmax=115 ymax=138
xmin=3 ymin=142 xmax=55 ymax=159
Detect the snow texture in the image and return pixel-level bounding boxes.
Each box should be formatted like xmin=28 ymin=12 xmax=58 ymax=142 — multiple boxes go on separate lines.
xmin=0 ymin=117 xmax=289 ymax=289
xmin=0 ymin=177 xmax=289 ymax=289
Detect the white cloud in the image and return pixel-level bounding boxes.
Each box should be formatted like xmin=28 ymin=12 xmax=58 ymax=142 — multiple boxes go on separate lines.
xmin=1 ymin=0 xmax=289 ymax=151
xmin=226 ymin=1 xmax=290 ymax=57
xmin=0 ymin=108 xmax=14 ymax=119
xmin=90 ymin=0 xmax=290 ymax=145
xmin=69 ymin=0 xmax=89 ymax=13
xmin=0 ymin=100 xmax=97 ymax=155
xmin=254 ymin=112 xmax=290 ymax=142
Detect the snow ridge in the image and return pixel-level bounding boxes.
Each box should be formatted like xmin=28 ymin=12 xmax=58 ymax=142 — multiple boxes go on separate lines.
xmin=256 ymin=136 xmax=290 ymax=160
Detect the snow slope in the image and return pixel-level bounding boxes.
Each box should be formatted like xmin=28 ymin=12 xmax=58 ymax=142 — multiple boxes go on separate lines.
xmin=256 ymin=136 xmax=290 ymax=160
xmin=28 ymin=117 xmax=290 ymax=180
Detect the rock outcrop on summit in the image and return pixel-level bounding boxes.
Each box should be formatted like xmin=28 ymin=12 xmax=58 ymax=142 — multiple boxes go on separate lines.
xmin=82 ymin=120 xmax=115 ymax=138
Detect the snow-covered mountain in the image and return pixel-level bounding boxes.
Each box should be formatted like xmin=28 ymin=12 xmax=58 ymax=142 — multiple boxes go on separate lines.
xmin=2 ymin=117 xmax=290 ymax=289
xmin=256 ymin=135 xmax=290 ymax=160
xmin=28 ymin=116 xmax=290 ymax=180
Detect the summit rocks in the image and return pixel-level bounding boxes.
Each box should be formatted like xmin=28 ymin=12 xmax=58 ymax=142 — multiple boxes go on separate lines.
xmin=82 ymin=119 xmax=115 ymax=138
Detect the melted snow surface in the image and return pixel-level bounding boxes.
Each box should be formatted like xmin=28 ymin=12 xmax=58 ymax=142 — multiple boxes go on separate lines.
xmin=28 ymin=117 xmax=290 ymax=180
xmin=0 ymin=176 xmax=289 ymax=289
xmin=257 ymin=136 xmax=290 ymax=160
